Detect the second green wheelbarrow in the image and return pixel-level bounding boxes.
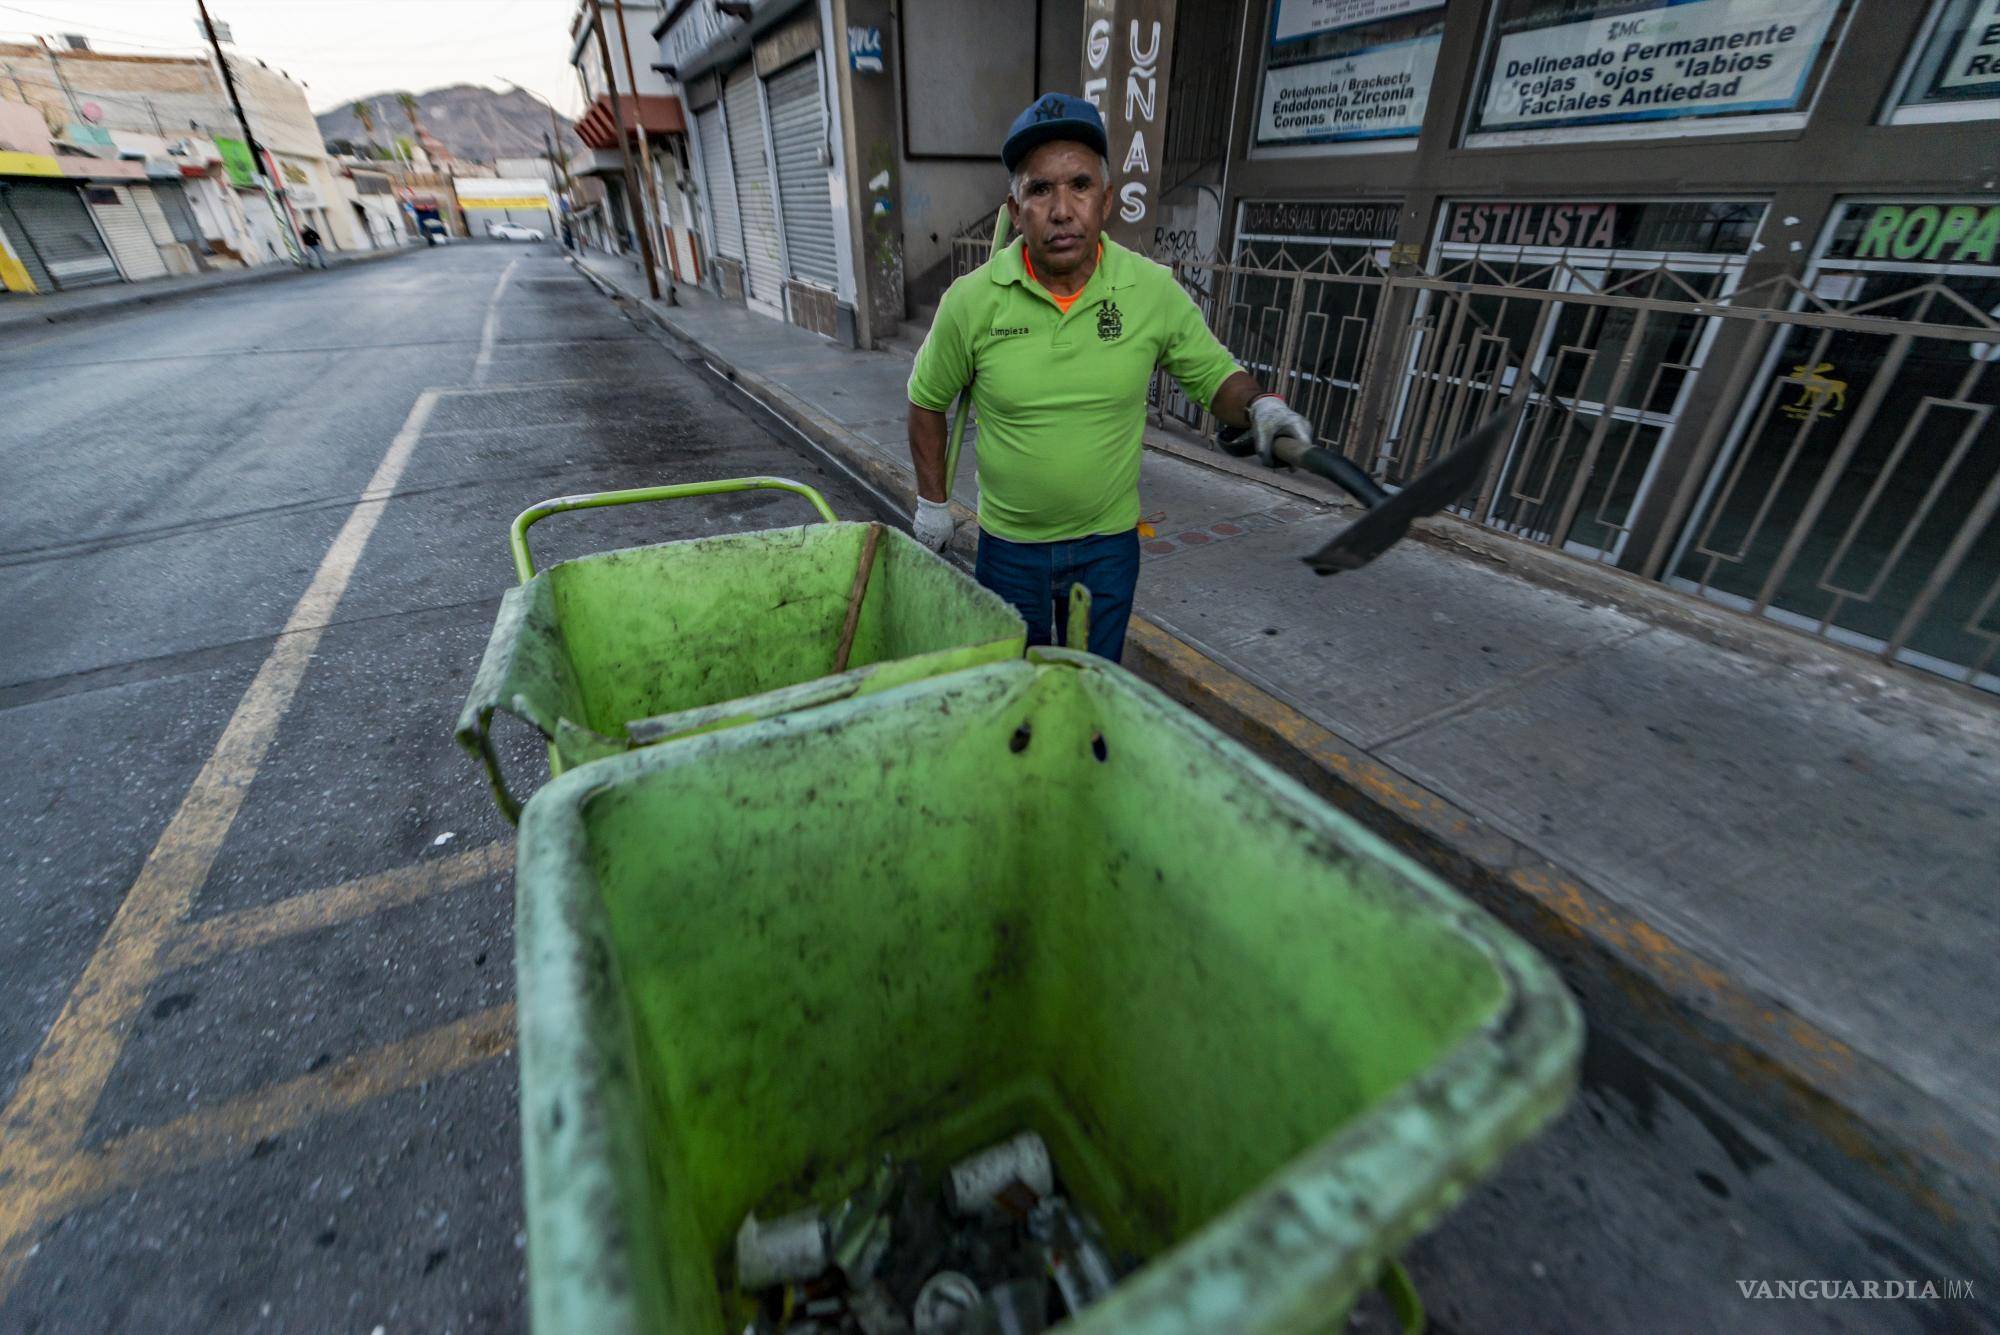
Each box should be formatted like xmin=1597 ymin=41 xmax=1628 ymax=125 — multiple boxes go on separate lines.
xmin=455 ymin=476 xmax=1026 ymax=820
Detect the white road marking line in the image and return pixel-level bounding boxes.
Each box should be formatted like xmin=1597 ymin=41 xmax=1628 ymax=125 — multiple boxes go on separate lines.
xmin=470 ymin=256 xmax=523 ymax=386
xmin=0 ymin=386 xmax=442 ymax=1304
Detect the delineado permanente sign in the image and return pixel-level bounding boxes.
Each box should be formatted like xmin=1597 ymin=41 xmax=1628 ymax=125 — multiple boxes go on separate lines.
xmin=1478 ymin=0 xmax=1840 ymax=133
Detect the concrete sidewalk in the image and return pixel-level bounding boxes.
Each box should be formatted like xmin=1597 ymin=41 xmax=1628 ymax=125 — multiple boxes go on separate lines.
xmin=574 ymin=249 xmax=1998 ymax=1277
xmin=0 ymin=242 xmax=417 ymax=331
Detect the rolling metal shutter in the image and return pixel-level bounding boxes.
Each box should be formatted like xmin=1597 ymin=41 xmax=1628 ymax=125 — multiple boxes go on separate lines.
xmin=2 ymin=181 xmax=118 ymax=288
xmin=154 ymin=181 xmax=204 ymax=245
xmin=0 ymin=200 xmax=53 ymax=293
xmin=767 ymin=55 xmax=838 ymax=291
xmin=88 ymin=185 xmax=169 ymax=282
xmin=724 ymin=65 xmax=783 ymax=311
xmin=695 ymin=104 xmax=741 ymax=261
xmin=133 ymin=184 xmax=177 ymax=246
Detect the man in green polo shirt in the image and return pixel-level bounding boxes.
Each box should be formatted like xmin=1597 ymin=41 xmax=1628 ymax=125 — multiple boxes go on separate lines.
xmin=907 ymin=93 xmax=1311 ymax=661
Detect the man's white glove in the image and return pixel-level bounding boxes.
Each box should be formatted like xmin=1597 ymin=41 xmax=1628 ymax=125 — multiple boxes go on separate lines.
xmin=1247 ymin=393 xmax=1316 ymax=468
xmin=913 ymin=496 xmax=957 ymax=553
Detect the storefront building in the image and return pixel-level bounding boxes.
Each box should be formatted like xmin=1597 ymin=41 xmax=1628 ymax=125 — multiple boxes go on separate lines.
xmin=1131 ymin=0 xmax=2000 ymax=691
xmin=669 ymin=0 xmax=858 ymax=340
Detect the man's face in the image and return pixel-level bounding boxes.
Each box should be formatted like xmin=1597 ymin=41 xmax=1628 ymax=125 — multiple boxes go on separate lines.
xmin=1005 ymin=140 xmax=1107 ymax=281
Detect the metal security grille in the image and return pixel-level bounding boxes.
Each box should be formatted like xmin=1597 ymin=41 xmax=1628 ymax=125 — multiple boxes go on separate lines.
xmin=1134 ymin=250 xmax=2000 ymax=694
xmin=724 ymin=65 xmax=784 ymax=311
xmin=766 ymin=55 xmax=837 ymax=291
xmin=695 ymin=104 xmax=742 ymax=261
xmin=88 ymin=186 xmax=168 ymax=282
xmin=3 ymin=181 xmax=118 ymax=288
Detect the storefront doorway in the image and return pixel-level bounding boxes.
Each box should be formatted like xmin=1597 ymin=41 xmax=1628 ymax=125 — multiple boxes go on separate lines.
xmin=1671 ymin=198 xmax=2000 ymax=691
xmin=1394 ymin=198 xmax=1767 ymax=563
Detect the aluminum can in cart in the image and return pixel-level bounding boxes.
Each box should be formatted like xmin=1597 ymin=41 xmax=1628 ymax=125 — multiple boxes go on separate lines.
xmin=734 ymin=1208 xmax=827 ymax=1291
xmin=945 ymin=1131 xmax=1053 ymax=1220
xmin=913 ymin=1270 xmax=983 ymax=1335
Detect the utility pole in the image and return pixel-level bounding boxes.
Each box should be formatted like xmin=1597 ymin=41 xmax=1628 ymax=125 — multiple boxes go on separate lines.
xmin=195 ymin=0 xmax=304 ymax=262
xmin=498 ymin=79 xmax=579 ymax=251
xmin=613 ymin=0 xmax=676 ymax=302
xmin=37 ymin=37 xmax=82 ymax=121
xmin=587 ymin=0 xmax=661 ymax=301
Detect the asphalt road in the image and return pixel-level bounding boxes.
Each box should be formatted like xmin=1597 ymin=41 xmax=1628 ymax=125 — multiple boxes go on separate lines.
xmin=0 ymin=245 xmax=1976 ymax=1335
xmin=0 ymin=242 xmax=895 ymax=1332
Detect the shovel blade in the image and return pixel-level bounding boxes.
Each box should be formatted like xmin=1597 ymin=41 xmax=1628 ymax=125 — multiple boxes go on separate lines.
xmin=1302 ymin=411 xmax=1510 ymax=575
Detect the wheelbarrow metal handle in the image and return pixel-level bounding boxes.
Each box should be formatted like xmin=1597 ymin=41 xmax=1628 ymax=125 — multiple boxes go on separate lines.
xmin=508 ymin=476 xmax=838 ymax=583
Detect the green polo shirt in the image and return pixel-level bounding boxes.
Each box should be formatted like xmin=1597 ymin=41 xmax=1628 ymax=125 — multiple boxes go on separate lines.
xmin=908 ymin=236 xmax=1242 ymax=543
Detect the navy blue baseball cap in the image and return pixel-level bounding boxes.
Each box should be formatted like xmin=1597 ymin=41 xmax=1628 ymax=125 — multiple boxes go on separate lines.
xmin=1001 ymin=93 xmax=1108 ymax=172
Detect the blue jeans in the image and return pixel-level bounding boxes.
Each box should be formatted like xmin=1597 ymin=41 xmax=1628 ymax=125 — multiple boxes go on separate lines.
xmin=974 ymin=528 xmax=1140 ymax=662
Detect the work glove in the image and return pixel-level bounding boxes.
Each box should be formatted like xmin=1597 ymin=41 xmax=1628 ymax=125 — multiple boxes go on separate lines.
xmin=913 ymin=496 xmax=957 ymax=553
xmin=1247 ymin=393 xmax=1316 ymax=468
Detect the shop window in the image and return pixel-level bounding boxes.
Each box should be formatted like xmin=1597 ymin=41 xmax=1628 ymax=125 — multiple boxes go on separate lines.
xmin=1201 ymin=199 xmax=1405 ymax=443
xmin=1466 ymin=0 xmax=1854 ymax=147
xmin=1885 ymin=0 xmax=2000 ymax=124
xmin=1254 ymin=1 xmax=1447 ymax=152
xmin=1396 ymin=199 xmax=1767 ymax=563
xmin=1671 ymin=198 xmax=2000 ymax=690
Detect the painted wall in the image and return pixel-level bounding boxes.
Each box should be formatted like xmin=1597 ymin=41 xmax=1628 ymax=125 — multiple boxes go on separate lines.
xmin=894 ymin=0 xmax=1085 ymax=301
xmin=573 ymin=0 xmax=673 ymax=102
xmin=0 ymin=98 xmax=55 ymax=155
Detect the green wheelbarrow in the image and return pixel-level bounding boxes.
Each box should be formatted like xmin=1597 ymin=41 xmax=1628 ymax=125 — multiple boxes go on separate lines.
xmin=455 ymin=476 xmax=1026 ymax=821
xmin=513 ymin=651 xmax=1583 ymax=1334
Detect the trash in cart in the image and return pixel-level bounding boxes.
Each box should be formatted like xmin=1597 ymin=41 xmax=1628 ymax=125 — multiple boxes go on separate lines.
xmin=734 ymin=1133 xmax=1124 ymax=1335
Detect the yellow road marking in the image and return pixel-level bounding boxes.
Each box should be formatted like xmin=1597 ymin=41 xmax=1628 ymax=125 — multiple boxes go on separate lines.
xmin=0 ymin=387 xmax=442 ymax=1303
xmin=0 ymin=1006 xmax=515 ymax=1297
xmin=161 ymin=843 xmax=513 ymax=972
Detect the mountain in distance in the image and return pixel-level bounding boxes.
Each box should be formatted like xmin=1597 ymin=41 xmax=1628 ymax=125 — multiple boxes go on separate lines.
xmin=314 ymin=84 xmax=580 ymax=165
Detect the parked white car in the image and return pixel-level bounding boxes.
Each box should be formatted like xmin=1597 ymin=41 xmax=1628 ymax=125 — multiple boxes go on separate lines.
xmin=489 ymin=221 xmax=546 ymax=242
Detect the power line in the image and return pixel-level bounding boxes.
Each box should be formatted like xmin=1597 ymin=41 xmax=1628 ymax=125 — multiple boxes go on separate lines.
xmin=0 ymin=3 xmax=194 ymax=46
xmin=0 ymin=66 xmax=232 ymax=120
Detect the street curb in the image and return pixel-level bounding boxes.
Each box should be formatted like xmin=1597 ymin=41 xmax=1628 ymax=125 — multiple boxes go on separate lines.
xmin=570 ymin=253 xmax=1995 ymax=1274
xmin=0 ymin=244 xmax=417 ymax=332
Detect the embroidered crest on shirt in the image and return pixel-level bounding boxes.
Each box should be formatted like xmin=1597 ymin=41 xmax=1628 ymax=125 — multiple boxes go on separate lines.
xmin=1097 ymin=301 xmax=1123 ymax=341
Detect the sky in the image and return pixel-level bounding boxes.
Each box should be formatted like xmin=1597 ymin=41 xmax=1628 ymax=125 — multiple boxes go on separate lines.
xmin=0 ymin=0 xmax=590 ymax=115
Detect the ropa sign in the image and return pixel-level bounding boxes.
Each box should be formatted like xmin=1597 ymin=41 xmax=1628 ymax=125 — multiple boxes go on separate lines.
xmin=1082 ymin=0 xmax=1176 ymax=242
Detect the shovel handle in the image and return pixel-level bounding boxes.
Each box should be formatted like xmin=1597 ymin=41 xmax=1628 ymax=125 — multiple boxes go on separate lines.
xmin=509 ymin=476 xmax=838 ymax=582
xmin=940 ymin=204 xmax=1013 ymax=490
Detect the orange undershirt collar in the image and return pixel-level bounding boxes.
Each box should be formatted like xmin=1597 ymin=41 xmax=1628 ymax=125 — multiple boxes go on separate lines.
xmin=1022 ymin=243 xmax=1102 ymax=314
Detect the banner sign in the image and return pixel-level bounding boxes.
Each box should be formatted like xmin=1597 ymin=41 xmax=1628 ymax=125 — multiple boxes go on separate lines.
xmin=1082 ymin=0 xmax=1177 ymax=242
xmin=1824 ymin=202 xmax=2000 ymax=266
xmin=1258 ymin=33 xmax=1440 ymax=142
xmin=1442 ymin=200 xmax=1766 ymax=255
xmin=1272 ymin=0 xmax=1444 ymax=44
xmin=461 ymin=195 xmax=553 ymax=210
xmin=1239 ymin=198 xmax=1401 ymax=240
xmin=1477 ymin=0 xmax=1840 ymax=133
xmin=214 ymin=136 xmax=257 ymax=187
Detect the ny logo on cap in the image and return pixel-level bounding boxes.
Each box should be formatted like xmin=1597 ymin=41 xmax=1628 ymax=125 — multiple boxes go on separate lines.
xmin=1032 ymin=96 xmax=1065 ymax=122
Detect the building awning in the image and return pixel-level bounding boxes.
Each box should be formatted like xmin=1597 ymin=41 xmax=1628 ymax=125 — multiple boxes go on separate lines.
xmin=575 ymin=93 xmax=687 ymax=150
xmin=58 ymin=155 xmax=147 ymax=182
xmin=569 ymin=145 xmax=630 ymax=178
xmin=0 ymin=150 xmax=63 ymax=178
